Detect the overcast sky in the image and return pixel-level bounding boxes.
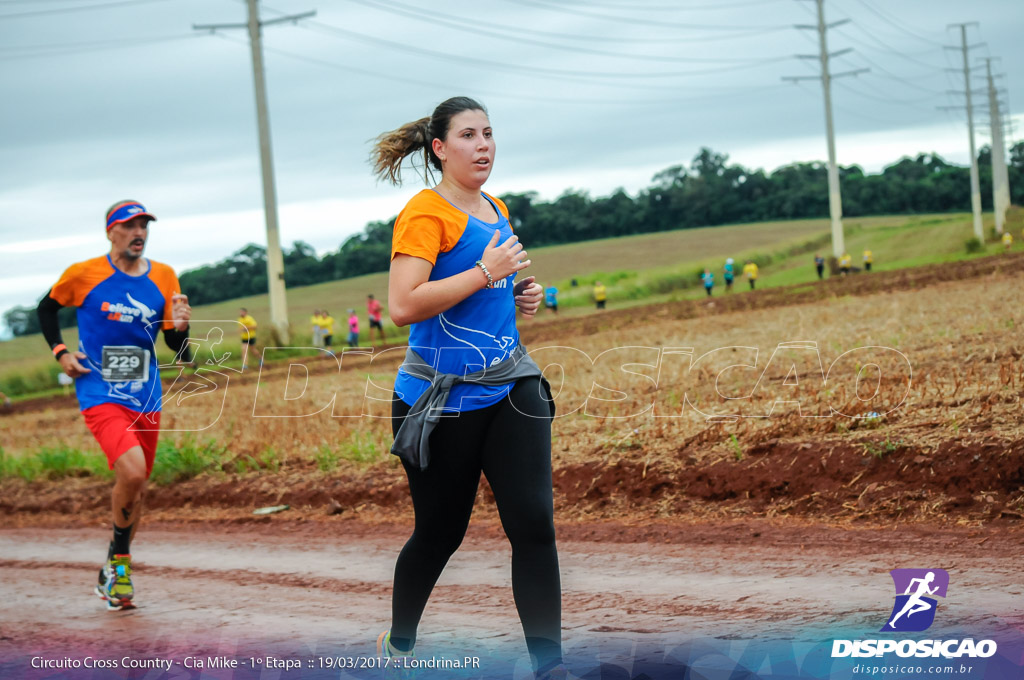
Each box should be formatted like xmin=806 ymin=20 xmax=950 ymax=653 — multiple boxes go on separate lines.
xmin=1 ymin=0 xmax=1021 ymax=334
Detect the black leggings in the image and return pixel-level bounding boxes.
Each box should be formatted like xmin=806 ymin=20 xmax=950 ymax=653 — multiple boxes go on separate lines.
xmin=389 ymin=377 xmax=561 ymax=669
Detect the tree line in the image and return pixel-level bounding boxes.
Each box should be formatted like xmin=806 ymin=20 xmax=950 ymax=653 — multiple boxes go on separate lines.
xmin=5 ymin=144 xmax=1022 ymax=336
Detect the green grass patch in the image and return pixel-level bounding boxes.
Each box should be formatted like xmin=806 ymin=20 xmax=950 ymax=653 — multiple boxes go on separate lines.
xmin=339 ymin=429 xmax=388 ymax=464
xmin=0 ymin=444 xmax=111 ymax=481
xmin=149 ymin=436 xmax=228 ymax=485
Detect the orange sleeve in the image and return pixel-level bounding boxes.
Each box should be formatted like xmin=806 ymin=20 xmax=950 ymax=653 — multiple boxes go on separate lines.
xmin=148 ymin=261 xmax=182 ymax=330
xmin=391 ymin=207 xmax=445 ymax=265
xmin=49 ymin=256 xmax=113 ymax=307
xmin=391 ymin=190 xmax=467 ymax=265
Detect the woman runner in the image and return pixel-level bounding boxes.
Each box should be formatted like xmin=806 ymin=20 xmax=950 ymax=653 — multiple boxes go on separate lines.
xmin=370 ymin=96 xmax=568 ymax=679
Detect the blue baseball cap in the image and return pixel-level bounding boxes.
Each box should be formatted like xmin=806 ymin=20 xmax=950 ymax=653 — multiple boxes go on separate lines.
xmin=105 ymin=200 xmax=157 ymax=230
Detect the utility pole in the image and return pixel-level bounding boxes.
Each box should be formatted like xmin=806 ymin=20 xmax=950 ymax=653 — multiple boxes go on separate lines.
xmin=946 ymin=23 xmax=984 ymax=240
xmin=784 ymin=0 xmax=868 ymax=259
xmin=983 ymin=58 xmax=1011 ymax=234
xmin=194 ymin=2 xmax=315 ymax=343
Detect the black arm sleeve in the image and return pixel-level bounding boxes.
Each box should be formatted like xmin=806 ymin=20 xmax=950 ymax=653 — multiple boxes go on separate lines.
xmin=164 ymin=327 xmax=192 ymax=363
xmin=37 ymin=291 xmax=67 ymax=356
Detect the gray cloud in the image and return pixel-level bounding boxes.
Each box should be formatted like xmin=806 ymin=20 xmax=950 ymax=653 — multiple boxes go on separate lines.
xmin=1 ymin=0 xmax=1021 ymax=323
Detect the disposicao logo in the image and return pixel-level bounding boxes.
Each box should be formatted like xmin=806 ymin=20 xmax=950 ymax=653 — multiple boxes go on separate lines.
xmin=831 ymin=569 xmax=997 ymax=659
xmin=882 ymin=568 xmax=948 ymax=632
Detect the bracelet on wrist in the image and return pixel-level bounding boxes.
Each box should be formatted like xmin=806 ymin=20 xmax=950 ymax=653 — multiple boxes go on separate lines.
xmin=475 ymin=260 xmax=495 ymax=289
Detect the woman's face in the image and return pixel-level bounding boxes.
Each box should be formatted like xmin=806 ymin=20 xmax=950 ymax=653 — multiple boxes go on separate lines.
xmin=434 ymin=109 xmax=494 ymax=188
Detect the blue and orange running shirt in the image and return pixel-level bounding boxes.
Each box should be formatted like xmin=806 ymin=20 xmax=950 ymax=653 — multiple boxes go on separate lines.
xmin=49 ymin=255 xmax=180 ymax=413
xmin=391 ymin=189 xmax=519 ymax=412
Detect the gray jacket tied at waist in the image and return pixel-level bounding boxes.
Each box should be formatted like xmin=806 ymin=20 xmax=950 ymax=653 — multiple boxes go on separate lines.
xmin=391 ymin=344 xmax=555 ymax=471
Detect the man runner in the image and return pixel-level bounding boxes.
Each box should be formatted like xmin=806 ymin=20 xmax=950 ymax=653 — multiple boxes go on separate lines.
xmin=37 ymin=200 xmax=191 ymax=610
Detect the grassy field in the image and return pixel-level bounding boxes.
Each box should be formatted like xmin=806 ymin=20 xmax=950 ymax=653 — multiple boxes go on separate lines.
xmin=2 ymin=258 xmax=1022 ymax=525
xmin=1 ymin=210 xmax=1017 ymax=398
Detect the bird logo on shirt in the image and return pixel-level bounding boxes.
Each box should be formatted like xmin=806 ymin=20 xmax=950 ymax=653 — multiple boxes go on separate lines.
xmin=126 ymin=292 xmax=157 ymax=324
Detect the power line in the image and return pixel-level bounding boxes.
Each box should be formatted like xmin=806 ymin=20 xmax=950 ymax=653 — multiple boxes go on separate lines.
xmin=494 ymin=0 xmax=790 ymax=31
xmin=539 ymin=0 xmax=787 ymax=10
xmin=345 ymin=0 xmax=781 ymax=65
xmin=830 ymin=51 xmax=946 ymax=97
xmin=0 ymin=33 xmax=200 ymax=60
xmin=850 ymin=0 xmax=946 ymax=48
xmin=0 ymin=0 xmax=132 ymax=3
xmin=302 ymin=19 xmax=795 ymax=83
xmin=792 ymin=78 xmax=907 ymax=126
xmin=217 ymin=31 xmax=790 ymax=106
xmin=834 ymin=80 xmax=944 ymax=107
xmin=0 ymin=0 xmax=170 ymax=20
xmin=833 ymin=25 xmax=946 ymax=71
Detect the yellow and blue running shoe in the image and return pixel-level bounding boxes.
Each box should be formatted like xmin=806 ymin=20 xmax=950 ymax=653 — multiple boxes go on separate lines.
xmin=95 ymin=554 xmax=135 ymax=610
xmin=376 ymin=630 xmax=416 ymax=679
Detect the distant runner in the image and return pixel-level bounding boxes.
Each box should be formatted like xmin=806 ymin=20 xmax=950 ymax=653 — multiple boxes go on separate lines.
xmin=723 ymin=258 xmax=735 ymax=292
xmin=838 ymin=253 xmax=852 ymax=276
xmin=366 ymin=294 xmax=386 ymax=345
xmin=545 ymin=285 xmax=559 ymax=313
xmin=863 ymin=249 xmax=873 ymax=272
xmin=702 ymin=268 xmax=714 ymax=297
xmin=346 ymin=309 xmax=359 ymax=348
xmin=814 ymin=253 xmax=825 ymax=280
xmin=743 ymin=260 xmax=759 ymax=290
xmin=36 ymin=199 xmax=191 ymax=611
xmin=237 ymin=308 xmax=261 ymax=369
xmin=593 ymin=281 xmax=607 ymax=309
xmin=321 ymin=310 xmax=335 ymax=353
xmin=311 ymin=309 xmax=323 ymax=348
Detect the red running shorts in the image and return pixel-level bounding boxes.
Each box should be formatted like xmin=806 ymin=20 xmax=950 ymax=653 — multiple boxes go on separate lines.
xmin=82 ymin=403 xmax=160 ymax=477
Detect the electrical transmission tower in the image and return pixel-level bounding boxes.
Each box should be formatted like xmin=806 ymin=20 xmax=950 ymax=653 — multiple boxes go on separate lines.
xmin=941 ymin=23 xmax=985 ymax=240
xmin=783 ymin=0 xmax=868 ymax=259
xmin=982 ymin=58 xmax=1011 ymax=233
xmin=194 ymin=1 xmax=316 ymax=344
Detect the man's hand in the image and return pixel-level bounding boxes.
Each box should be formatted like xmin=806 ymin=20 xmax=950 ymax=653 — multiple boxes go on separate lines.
xmin=59 ymin=350 xmax=91 ymax=378
xmin=171 ymin=292 xmax=191 ymax=331
xmin=514 ymin=276 xmax=543 ymax=318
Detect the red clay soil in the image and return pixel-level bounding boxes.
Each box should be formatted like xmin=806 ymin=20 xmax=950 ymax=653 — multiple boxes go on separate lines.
xmin=2 ymin=430 xmax=1022 ymax=528
xmin=2 ymin=251 xmax=1023 ymax=529
xmin=3 ymin=255 xmax=1024 ymax=676
xmin=0 ymin=520 xmax=1022 ymax=680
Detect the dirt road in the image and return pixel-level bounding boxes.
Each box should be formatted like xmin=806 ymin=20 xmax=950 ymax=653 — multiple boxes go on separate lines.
xmin=2 ymin=519 xmax=1022 ymax=679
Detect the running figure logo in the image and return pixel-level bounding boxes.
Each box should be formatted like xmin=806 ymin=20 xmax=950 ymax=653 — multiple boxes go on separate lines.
xmin=881 ymin=568 xmax=949 ymax=632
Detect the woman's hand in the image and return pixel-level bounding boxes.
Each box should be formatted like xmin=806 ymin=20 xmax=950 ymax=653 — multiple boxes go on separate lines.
xmin=514 ymin=276 xmax=543 ymax=318
xmin=480 ymin=230 xmax=530 ymax=282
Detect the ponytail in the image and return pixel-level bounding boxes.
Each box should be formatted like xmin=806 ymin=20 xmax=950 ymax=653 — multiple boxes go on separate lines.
xmin=371 ymin=116 xmax=434 ymax=186
xmin=370 ymin=96 xmax=487 ymax=186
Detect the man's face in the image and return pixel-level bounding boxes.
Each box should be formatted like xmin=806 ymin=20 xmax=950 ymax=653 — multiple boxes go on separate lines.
xmin=107 ymin=216 xmax=150 ymax=260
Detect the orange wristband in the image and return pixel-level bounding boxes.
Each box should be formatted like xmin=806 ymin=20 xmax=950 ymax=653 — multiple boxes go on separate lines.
xmin=52 ymin=344 xmax=67 ymax=356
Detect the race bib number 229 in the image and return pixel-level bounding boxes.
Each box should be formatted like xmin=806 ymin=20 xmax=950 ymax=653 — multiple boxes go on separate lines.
xmin=101 ymin=346 xmax=150 ymax=383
